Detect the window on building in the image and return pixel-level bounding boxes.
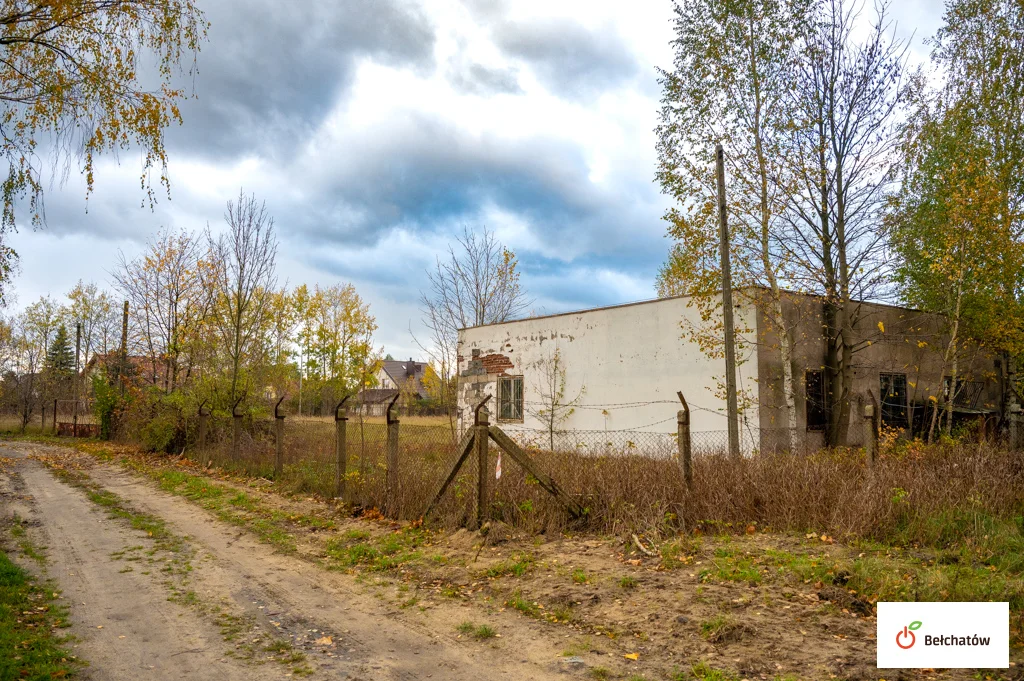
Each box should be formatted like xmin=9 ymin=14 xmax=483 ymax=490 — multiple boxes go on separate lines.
xmin=805 ymin=369 xmax=828 ymax=431
xmin=498 ymin=376 xmax=523 ymax=421
xmin=943 ymin=376 xmax=983 ymax=409
xmin=880 ymin=372 xmax=908 ymax=428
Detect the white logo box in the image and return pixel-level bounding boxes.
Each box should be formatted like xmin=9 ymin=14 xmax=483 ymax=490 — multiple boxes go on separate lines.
xmin=877 ymin=602 xmax=1009 ymax=669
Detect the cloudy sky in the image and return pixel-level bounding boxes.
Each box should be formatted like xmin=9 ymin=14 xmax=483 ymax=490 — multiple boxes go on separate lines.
xmin=9 ymin=0 xmax=945 ymax=358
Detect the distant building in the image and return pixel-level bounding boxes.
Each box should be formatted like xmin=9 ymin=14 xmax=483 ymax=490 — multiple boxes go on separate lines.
xmin=355 ymin=358 xmax=432 ymax=416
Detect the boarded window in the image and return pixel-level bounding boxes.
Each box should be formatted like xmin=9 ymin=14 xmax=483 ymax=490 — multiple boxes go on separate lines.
xmin=880 ymin=372 xmax=908 ymax=428
xmin=498 ymin=376 xmax=523 ymax=421
xmin=805 ymin=369 xmax=827 ymax=431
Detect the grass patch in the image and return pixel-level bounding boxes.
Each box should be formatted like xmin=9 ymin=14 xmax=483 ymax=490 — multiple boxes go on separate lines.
xmin=618 ymin=575 xmax=637 ymax=589
xmin=571 ymin=569 xmax=588 ymax=584
xmin=0 ymin=550 xmax=78 ymax=680
xmin=506 ymin=590 xmax=540 ymax=618
xmin=483 ymin=552 xmax=534 ymax=578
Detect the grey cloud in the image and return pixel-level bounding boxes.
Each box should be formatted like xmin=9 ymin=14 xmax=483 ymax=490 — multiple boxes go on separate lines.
xmin=447 ymin=59 xmax=522 ymax=96
xmin=168 ymin=0 xmax=436 ymax=161
xmin=274 ymin=111 xmax=666 ymax=276
xmin=490 ymin=19 xmax=640 ymax=99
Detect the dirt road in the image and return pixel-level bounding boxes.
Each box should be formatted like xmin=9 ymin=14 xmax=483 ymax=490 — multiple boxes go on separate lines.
xmin=0 ymin=442 xmax=567 ymax=681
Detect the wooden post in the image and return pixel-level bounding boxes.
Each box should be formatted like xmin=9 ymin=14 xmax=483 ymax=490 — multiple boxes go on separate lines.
xmin=41 ymin=405 xmax=46 ymax=433
xmin=335 ymin=400 xmax=349 ymax=500
xmin=385 ymin=395 xmax=400 ymax=517
xmin=474 ymin=406 xmax=491 ymax=530
xmin=716 ymin=143 xmax=740 ymax=459
xmin=52 ymin=399 xmax=57 ymax=433
xmin=677 ymin=392 xmax=692 ymax=490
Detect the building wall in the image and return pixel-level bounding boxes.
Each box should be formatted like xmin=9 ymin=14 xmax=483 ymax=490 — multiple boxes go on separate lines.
xmin=456 ymin=295 xmax=761 ymax=447
xmin=755 ymin=292 xmax=1002 ymax=448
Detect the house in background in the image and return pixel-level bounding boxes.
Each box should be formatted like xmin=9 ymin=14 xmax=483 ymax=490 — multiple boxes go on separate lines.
xmin=355 ymin=358 xmax=432 ymax=416
xmin=456 ymin=289 xmax=1003 ymax=453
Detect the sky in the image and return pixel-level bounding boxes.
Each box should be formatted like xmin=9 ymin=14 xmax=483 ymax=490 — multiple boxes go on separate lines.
xmin=8 ymin=0 xmax=946 ymax=359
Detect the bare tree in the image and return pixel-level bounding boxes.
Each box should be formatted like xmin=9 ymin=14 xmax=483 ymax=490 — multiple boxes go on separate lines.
xmin=207 ymin=190 xmax=279 ymax=406
xmin=782 ymin=0 xmax=910 ymax=445
xmin=417 ymin=226 xmax=530 ymax=432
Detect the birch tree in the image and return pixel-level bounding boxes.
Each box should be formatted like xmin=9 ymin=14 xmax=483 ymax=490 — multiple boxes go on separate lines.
xmin=782 ymin=0 xmax=910 ymax=444
xmin=656 ymin=0 xmax=803 ymax=445
xmin=887 ymin=98 xmax=1015 ymax=438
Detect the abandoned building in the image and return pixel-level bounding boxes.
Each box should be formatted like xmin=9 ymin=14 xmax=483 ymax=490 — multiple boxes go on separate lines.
xmin=456 ymin=289 xmax=1004 ymax=453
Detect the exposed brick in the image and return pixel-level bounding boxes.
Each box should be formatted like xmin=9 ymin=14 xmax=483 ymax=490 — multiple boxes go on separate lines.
xmin=480 ymin=353 xmax=514 ymax=376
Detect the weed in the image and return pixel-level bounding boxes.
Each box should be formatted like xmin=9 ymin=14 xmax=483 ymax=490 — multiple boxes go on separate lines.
xmin=618 ymin=575 xmax=638 ymax=589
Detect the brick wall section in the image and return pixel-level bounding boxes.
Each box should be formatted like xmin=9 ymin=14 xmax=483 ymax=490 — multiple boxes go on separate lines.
xmin=480 ymin=353 xmax=514 ymax=376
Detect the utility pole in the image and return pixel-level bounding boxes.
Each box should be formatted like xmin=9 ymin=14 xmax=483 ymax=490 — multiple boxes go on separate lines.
xmin=717 ymin=143 xmax=740 ymax=459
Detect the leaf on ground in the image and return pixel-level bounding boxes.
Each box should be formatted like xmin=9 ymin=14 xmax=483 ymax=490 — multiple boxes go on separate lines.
xmin=623 ymin=652 xmax=639 ymax=661
xmin=315 ymin=636 xmax=333 ymax=645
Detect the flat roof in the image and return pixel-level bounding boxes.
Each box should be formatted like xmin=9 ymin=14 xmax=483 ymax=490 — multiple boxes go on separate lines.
xmin=459 ymin=287 xmax=927 ymax=332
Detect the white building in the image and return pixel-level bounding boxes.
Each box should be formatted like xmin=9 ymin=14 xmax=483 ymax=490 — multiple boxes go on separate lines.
xmin=456 ymin=294 xmax=760 ymax=453
xmin=456 ymin=291 xmax=1003 ymax=454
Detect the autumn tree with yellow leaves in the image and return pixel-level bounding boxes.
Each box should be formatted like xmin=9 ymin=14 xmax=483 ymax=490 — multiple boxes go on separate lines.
xmin=0 ymin=0 xmax=208 ymax=303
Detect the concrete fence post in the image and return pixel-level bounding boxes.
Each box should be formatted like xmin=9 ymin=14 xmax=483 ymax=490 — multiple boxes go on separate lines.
xmin=198 ymin=411 xmax=208 ymax=455
xmin=386 ymin=417 xmax=399 ymax=517
xmin=335 ymin=404 xmax=348 ymax=500
xmin=863 ymin=401 xmax=878 ymax=467
xmin=474 ymin=406 xmax=491 ymax=530
xmin=274 ymin=396 xmax=287 ymax=479
xmin=385 ymin=394 xmax=400 ymax=517
xmin=232 ymin=398 xmax=243 ymax=461
xmin=275 ymin=415 xmax=285 ymax=478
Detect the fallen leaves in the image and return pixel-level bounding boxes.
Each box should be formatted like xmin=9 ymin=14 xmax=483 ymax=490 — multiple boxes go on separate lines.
xmin=314 ymin=636 xmax=333 ymax=646
xmin=623 ymin=652 xmax=639 ymax=661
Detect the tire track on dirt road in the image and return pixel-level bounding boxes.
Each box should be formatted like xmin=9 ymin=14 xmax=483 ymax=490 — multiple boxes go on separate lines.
xmin=1 ymin=449 xmax=288 ymax=681
xmin=0 ymin=442 xmax=570 ymax=681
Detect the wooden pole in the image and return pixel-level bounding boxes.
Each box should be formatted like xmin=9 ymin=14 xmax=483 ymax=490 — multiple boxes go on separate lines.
xmin=52 ymin=398 xmax=57 ymax=433
xmin=474 ymin=406 xmax=490 ymax=530
xmin=677 ymin=392 xmax=692 ymax=490
xmin=41 ymin=405 xmax=45 ymax=433
xmin=717 ymin=143 xmax=740 ymax=459
xmin=335 ymin=402 xmax=348 ymax=499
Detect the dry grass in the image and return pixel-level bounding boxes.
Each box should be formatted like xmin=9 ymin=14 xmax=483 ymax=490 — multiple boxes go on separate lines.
xmin=185 ymin=416 xmax=1024 ymax=563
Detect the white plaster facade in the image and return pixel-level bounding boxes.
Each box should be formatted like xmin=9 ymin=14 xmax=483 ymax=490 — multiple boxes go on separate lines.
xmin=456 ymin=294 xmax=760 ymax=449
